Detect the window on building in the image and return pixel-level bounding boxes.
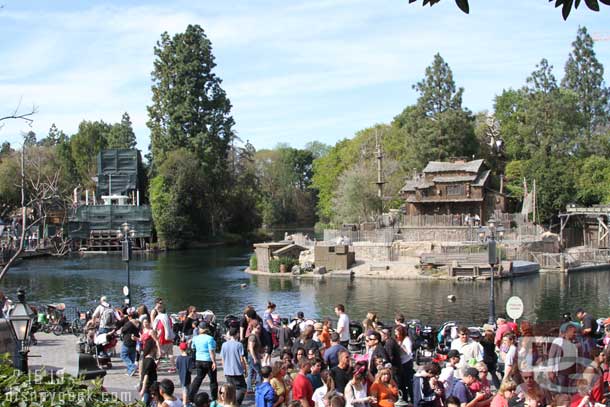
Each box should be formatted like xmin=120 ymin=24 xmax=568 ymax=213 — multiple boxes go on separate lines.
xmin=446 ymin=184 xmax=465 ymax=196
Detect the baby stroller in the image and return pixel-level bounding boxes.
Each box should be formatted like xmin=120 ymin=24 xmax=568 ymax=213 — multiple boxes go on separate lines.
xmin=93 ymin=331 xmax=117 ymax=369
xmin=414 ymin=323 xmax=437 ymax=364
xmin=348 ymin=321 xmax=365 ymax=354
xmin=436 ymin=321 xmax=458 ymax=355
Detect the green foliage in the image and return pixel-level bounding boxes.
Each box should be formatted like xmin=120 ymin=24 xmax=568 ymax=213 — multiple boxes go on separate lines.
xmin=575 ymin=155 xmax=610 ymax=205
xmin=0 ymin=354 xmax=138 ymax=406
xmin=562 ymin=26 xmax=610 ymax=139
xmin=332 ymin=161 xmax=381 ymax=224
xmin=0 ymin=151 xmax=19 ymax=217
xmin=255 ymin=146 xmax=316 ymax=226
xmin=249 ymin=254 xmax=258 ymax=271
xmin=268 ymin=256 xmax=299 ymax=273
xmin=150 ymin=149 xmax=202 ymax=248
xmin=107 ymin=112 xmax=137 ymax=149
xmin=70 ymin=120 xmax=111 ymax=185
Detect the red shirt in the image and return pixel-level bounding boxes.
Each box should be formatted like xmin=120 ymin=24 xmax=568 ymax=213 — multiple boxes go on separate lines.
xmin=293 ymin=373 xmax=313 ymax=406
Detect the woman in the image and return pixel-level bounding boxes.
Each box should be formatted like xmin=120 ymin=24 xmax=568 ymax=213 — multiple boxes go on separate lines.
xmin=263 ymin=302 xmax=278 ymax=354
xmin=271 ymin=361 xmax=288 ymax=407
xmin=472 ymin=362 xmax=492 ymax=407
xmin=182 ymin=305 xmax=198 ymax=340
xmin=362 ymin=312 xmax=379 ymax=334
xmin=139 ymin=317 xmax=160 ymax=381
xmin=319 ymin=319 xmax=332 ymax=351
xmin=139 ymin=338 xmax=159 ymax=406
xmin=219 ymin=383 xmax=238 ymax=407
xmin=490 ymin=379 xmax=517 ymax=407
xmin=344 ymin=366 xmax=375 ymax=407
xmin=294 ymin=347 xmax=307 ymax=366
xmin=480 ymin=326 xmax=500 ymax=390
xmin=394 ymin=325 xmax=414 ymax=403
xmin=137 ymin=304 xmax=150 ymax=322
xmin=370 ymin=368 xmax=399 ymax=407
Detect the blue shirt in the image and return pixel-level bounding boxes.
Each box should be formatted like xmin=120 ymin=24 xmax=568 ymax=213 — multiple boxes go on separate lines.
xmin=255 ymin=381 xmax=276 ymax=407
xmin=192 ymin=334 xmax=216 ymax=362
xmin=450 ymin=380 xmax=473 ymax=404
xmin=175 ymin=354 xmax=193 ymax=387
xmin=221 ymin=339 xmax=245 ymax=376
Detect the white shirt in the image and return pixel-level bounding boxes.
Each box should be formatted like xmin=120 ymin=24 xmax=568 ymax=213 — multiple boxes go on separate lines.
xmin=439 ymin=365 xmax=457 ymax=394
xmin=337 ymin=313 xmax=350 ymax=342
xmin=312 ymin=384 xmax=328 ymax=407
xmin=400 ymin=337 xmax=413 ymax=363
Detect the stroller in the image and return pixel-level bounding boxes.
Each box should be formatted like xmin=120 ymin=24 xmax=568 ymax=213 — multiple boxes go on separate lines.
xmin=414 ymin=323 xmax=437 ymax=364
xmin=436 ymin=321 xmax=459 ymax=355
xmin=92 ymin=331 xmax=117 ymax=369
xmin=348 ymin=321 xmax=365 ymax=354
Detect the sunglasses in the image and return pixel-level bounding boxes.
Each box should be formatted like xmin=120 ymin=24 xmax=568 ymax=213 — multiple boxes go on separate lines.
xmin=368 ymin=337 xmax=377 ymax=341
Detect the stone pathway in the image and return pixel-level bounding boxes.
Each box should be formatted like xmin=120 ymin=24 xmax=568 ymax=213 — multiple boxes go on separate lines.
xmin=30 ymin=332 xmax=255 ymax=405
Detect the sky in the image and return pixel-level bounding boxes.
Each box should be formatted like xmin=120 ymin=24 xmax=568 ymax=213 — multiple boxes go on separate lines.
xmin=0 ymin=0 xmax=609 ymax=152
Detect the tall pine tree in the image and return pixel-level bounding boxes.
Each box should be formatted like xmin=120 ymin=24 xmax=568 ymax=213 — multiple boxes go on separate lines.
xmin=107 ymin=112 xmax=137 ymax=149
xmin=562 ymin=26 xmax=610 ymax=140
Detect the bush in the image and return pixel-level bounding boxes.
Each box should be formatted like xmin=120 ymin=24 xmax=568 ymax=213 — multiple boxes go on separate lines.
xmin=269 ymin=256 xmax=299 ymax=273
xmin=250 ymin=254 xmax=258 ymax=270
xmin=0 ymin=354 xmax=138 ymax=406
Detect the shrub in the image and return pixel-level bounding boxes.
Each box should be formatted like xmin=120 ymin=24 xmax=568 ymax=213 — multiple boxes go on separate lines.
xmin=269 ymin=256 xmax=299 ymax=273
xmin=250 ymin=254 xmax=258 ymax=271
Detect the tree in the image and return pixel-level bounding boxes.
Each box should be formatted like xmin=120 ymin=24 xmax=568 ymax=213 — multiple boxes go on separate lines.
xmin=393 ymin=54 xmax=477 ymax=170
xmin=149 ymin=149 xmax=204 ymax=248
xmin=406 ymin=0 xmax=610 ymax=20
xmin=40 ymin=123 xmax=66 ymax=147
xmin=304 ymin=141 xmax=331 ymax=159
xmin=562 ymin=26 xmax=610 ymax=140
xmin=70 ymin=120 xmax=110 ymax=185
xmin=332 ymin=161 xmax=381 ymax=224
xmin=23 ymin=131 xmax=37 ymax=146
xmin=107 ymin=112 xmax=137 ymax=149
xmin=575 ymin=155 xmax=610 ymax=206
xmin=147 ymin=24 xmax=235 ymax=238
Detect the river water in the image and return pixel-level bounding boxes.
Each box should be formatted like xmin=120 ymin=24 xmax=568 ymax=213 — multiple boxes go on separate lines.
xmin=2 ymin=245 xmax=610 ymax=325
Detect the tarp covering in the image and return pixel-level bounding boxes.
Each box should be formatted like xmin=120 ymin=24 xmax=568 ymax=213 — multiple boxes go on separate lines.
xmin=96 ymin=150 xmax=141 ymax=197
xmin=68 ymin=205 xmax=152 ymax=239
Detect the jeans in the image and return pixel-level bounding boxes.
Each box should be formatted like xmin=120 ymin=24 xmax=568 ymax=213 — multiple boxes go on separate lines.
xmin=226 ymin=375 xmax=247 ymax=405
xmin=401 ymin=360 xmax=414 ymax=402
xmin=246 ymin=355 xmax=262 ymax=391
xmin=189 ymin=360 xmax=218 ymax=402
xmin=120 ymin=344 xmax=137 ymax=374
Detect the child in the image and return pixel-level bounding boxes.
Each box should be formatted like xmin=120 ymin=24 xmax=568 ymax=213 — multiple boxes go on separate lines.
xmin=175 ymin=341 xmax=193 ymax=406
xmin=256 ymin=365 xmax=277 ymax=407
xmin=159 ymin=379 xmax=183 ymax=407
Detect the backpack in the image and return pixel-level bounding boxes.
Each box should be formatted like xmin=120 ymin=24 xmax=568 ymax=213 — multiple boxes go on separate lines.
xmin=291 ymin=321 xmax=301 ymax=338
xmin=101 ymin=308 xmax=115 ymax=327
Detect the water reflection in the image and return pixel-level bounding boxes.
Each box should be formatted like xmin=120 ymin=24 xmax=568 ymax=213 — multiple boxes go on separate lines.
xmin=1 ymin=246 xmax=609 ymax=325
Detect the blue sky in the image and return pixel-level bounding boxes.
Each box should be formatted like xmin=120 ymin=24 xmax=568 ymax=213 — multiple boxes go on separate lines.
xmin=0 ymin=1 xmax=609 ymax=151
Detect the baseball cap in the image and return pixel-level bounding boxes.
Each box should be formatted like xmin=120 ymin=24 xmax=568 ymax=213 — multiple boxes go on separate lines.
xmin=179 ymin=342 xmax=188 ymax=351
xmin=100 ymin=296 xmax=109 ymax=307
xmin=297 ymin=311 xmax=304 ymax=319
xmin=464 ymin=367 xmax=479 ymax=378
xmin=447 ymin=349 xmax=461 ymax=359
xmin=198 ymin=321 xmax=208 ymax=330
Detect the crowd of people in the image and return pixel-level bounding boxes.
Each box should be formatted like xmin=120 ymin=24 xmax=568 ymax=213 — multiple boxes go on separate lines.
xmin=85 ymin=296 xmax=610 ymax=407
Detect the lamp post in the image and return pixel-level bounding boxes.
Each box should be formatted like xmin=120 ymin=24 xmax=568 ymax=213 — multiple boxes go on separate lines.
xmin=8 ymin=288 xmax=35 ymax=373
xmin=117 ymin=223 xmax=134 ymax=306
xmin=479 ymin=218 xmax=504 ymax=325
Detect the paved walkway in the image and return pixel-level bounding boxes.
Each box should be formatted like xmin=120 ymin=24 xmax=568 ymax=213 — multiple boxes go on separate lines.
xmin=30 ymin=332 xmax=255 ymax=405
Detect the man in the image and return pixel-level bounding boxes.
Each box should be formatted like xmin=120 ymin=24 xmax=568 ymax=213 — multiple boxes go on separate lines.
xmin=330 ymin=349 xmax=353 ymax=394
xmin=189 ymin=321 xmax=218 ymax=402
xmin=221 ymin=326 xmax=248 ymax=405
xmin=439 ymin=349 xmax=461 ymax=395
xmin=247 ymin=320 xmax=264 ymax=394
xmin=256 ymin=365 xmax=276 ymax=407
xmin=501 ymin=333 xmax=518 ymax=381
xmin=334 ymin=304 xmax=350 ymax=348
xmin=153 ymin=304 xmax=175 ymax=365
xmin=381 ymin=328 xmax=404 ymax=391
xmin=118 ymin=309 xmax=140 ymax=376
xmin=394 ymin=313 xmax=407 ymax=328
xmin=307 ymin=358 xmax=324 ymax=391
xmin=548 ymin=322 xmax=579 ymax=390
xmin=149 ymin=297 xmax=163 ymax=322
xmin=451 ymin=327 xmax=483 ymax=378
xmin=92 ymin=296 xmax=115 ymax=334
xmin=450 ymin=367 xmax=485 ymax=407
xmin=367 ymin=331 xmax=390 ymax=378
xmin=323 ymin=332 xmax=348 ymax=369
xmin=293 ymin=359 xmax=314 ymax=407
xmin=576 ymin=307 xmax=597 ymax=358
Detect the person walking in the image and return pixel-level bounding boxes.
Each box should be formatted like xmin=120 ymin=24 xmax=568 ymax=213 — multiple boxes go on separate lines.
xmin=247 ymin=320 xmax=264 ymax=394
xmin=189 ymin=321 xmax=218 ymax=402
xmin=221 ymin=327 xmax=248 ymax=405
xmin=119 ymin=309 xmax=140 ymax=377
xmin=140 ymin=339 xmax=159 ymax=406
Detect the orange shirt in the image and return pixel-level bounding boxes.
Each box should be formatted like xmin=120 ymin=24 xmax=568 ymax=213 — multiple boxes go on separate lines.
xmin=370 ymin=382 xmax=398 ymax=407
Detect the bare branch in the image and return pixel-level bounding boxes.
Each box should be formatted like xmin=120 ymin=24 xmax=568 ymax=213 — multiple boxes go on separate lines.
xmin=0 ymin=98 xmax=38 ymax=129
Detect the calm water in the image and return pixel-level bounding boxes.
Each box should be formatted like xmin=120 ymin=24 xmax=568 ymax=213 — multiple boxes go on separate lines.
xmin=1 ymin=245 xmax=610 ymax=325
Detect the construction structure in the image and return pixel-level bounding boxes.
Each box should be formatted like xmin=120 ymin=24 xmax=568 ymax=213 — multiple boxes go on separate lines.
xmin=399 ymin=159 xmax=508 ymax=223
xmin=559 ymin=204 xmax=610 ymax=249
xmin=68 ymin=149 xmax=152 ymax=251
